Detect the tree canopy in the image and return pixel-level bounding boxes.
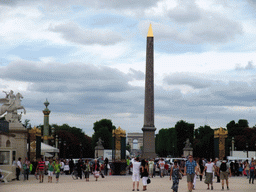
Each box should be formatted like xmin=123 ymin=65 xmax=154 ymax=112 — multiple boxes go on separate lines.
xmin=92 ymin=119 xmax=116 ymax=150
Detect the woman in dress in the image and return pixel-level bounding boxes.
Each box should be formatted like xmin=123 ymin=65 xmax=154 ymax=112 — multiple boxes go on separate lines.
xmin=141 ymin=159 xmax=149 ymax=191
xmin=203 ymin=159 xmax=216 ymax=190
xmin=92 ymin=159 xmax=100 ymax=181
xmin=170 ymin=161 xmax=184 ymax=192
xmin=84 ymin=160 xmax=90 ymax=182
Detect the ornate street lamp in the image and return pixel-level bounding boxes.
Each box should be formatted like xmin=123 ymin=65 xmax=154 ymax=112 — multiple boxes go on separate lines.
xmin=80 ymin=143 xmax=82 ymax=158
xmin=246 ymin=143 xmax=249 ymax=158
xmin=64 ymin=141 xmax=66 ymax=159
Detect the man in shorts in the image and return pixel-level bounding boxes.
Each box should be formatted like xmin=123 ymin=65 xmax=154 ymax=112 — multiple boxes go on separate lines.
xmin=132 ymin=157 xmax=141 ymax=191
xmin=219 ymin=157 xmax=231 ymax=190
xmin=184 ymin=155 xmax=197 ymax=192
xmin=37 ymin=157 xmax=45 ymax=183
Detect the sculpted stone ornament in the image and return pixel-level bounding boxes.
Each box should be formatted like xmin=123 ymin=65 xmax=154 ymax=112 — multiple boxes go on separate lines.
xmin=96 ymin=138 xmax=103 ymax=147
xmin=0 ymin=90 xmax=26 ymax=123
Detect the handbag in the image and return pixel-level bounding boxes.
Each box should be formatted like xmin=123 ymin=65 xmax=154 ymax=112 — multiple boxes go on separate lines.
xmin=147 ymin=178 xmax=151 ymax=184
xmin=178 ymin=172 xmax=182 ymax=180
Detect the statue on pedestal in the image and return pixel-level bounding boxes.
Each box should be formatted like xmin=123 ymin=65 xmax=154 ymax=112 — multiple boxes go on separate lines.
xmin=0 ymin=90 xmax=26 ymax=123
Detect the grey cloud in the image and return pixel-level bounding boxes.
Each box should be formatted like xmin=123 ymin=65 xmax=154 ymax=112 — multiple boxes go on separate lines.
xmin=167 ymin=0 xmax=201 ymax=23
xmin=0 ymin=60 xmax=133 ymax=93
xmin=0 ymin=0 xmax=159 ymax=9
xmin=163 ymin=73 xmax=214 ymax=89
xmin=235 ymin=61 xmax=254 ymax=70
xmin=128 ymin=68 xmax=144 ymax=80
xmin=49 ymin=23 xmax=124 ymax=46
xmin=188 ymin=13 xmax=243 ymax=44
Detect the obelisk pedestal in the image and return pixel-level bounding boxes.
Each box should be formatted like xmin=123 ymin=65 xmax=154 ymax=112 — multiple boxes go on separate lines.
xmin=142 ymin=24 xmax=157 ymax=158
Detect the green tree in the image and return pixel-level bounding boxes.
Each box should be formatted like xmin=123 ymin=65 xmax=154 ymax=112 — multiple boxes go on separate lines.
xmin=52 ymin=124 xmax=93 ymax=158
xmin=92 ymin=119 xmax=116 ymax=150
xmin=155 ymin=128 xmax=177 ymax=157
xmin=194 ymin=125 xmax=214 ymax=158
xmin=175 ymin=120 xmax=194 ymax=157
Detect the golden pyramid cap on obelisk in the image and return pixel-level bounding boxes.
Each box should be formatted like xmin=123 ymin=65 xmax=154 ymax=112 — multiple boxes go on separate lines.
xmin=147 ymin=24 xmax=154 ymax=37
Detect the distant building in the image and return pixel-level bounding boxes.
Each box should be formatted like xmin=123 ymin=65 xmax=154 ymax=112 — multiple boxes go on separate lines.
xmin=127 ymin=133 xmax=143 ymax=157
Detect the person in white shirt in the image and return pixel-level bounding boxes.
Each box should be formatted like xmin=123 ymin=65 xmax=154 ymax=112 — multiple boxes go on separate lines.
xmin=132 ymin=157 xmax=141 ymax=191
xmin=158 ymin=158 xmax=165 ymax=178
xmin=203 ymin=158 xmax=216 ymax=190
xmin=16 ymin=157 xmax=22 ymax=181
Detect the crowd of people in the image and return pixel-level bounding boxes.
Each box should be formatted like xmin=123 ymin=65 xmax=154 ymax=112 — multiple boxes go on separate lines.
xmin=129 ymin=156 xmax=256 ymax=192
xmin=13 ymin=156 xmax=111 ymax=183
xmin=6 ymin=155 xmax=256 ymax=191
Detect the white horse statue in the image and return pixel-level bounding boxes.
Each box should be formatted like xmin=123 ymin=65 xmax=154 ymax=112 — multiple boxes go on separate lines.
xmin=0 ymin=92 xmax=26 ymax=116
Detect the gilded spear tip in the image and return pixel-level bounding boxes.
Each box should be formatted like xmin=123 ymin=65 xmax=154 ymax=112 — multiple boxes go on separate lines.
xmin=147 ymin=24 xmax=154 ymax=37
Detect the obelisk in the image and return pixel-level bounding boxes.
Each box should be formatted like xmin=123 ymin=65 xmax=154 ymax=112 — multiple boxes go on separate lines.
xmin=142 ymin=24 xmax=156 ymax=158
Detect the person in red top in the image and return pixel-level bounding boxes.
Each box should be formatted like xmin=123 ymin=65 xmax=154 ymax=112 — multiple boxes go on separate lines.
xmin=164 ymin=162 xmax=169 ymax=176
xmin=37 ymin=157 xmax=45 ymax=183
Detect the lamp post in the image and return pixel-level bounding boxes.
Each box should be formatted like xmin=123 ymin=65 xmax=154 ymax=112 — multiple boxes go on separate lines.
xmin=230 ymin=147 xmax=232 ymax=156
xmin=80 ymin=143 xmax=82 ymax=158
xmin=56 ymin=135 xmax=58 ymax=149
xmin=255 ymin=142 xmax=256 ymax=158
xmin=59 ymin=137 xmax=62 ymax=158
xmin=64 ymin=141 xmax=66 ymax=159
xmin=246 ymin=143 xmax=249 ymax=158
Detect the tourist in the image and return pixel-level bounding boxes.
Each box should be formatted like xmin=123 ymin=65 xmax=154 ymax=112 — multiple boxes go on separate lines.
xmin=64 ymin=160 xmax=70 ymax=175
xmin=219 ymin=157 xmax=231 ymax=190
xmin=158 ymin=158 xmax=165 ymax=177
xmin=45 ymin=158 xmax=49 ymax=175
xmin=47 ymin=159 xmax=54 ymax=183
xmin=69 ymin=158 xmax=74 ymax=174
xmin=170 ymin=160 xmax=184 ymax=192
xmin=184 ymin=155 xmax=197 ymax=192
xmin=192 ymin=158 xmax=200 ymax=190
xmin=16 ymin=157 xmax=22 ymax=181
xmin=77 ymin=158 xmax=83 ymax=179
xmin=164 ymin=161 xmax=169 ymax=176
xmin=203 ymin=158 xmax=215 ymax=190
xmin=141 ymin=159 xmax=149 ymax=191
xmin=104 ymin=157 xmax=109 ymax=176
xmin=132 ymin=157 xmax=141 ymax=191
xmin=198 ymin=158 xmax=204 ymax=181
xmin=23 ymin=157 xmax=30 ymax=181
xmin=37 ymin=157 xmax=45 ymax=183
xmin=92 ymin=159 xmax=100 ymax=181
xmin=148 ymin=159 xmax=154 ymax=178
xmin=215 ymin=158 xmax=221 ymax=183
xmin=54 ymin=160 xmax=61 ymax=183
xmin=249 ymin=158 xmax=255 ymax=184
xmin=60 ymin=160 xmax=64 ymax=175
xmin=153 ymin=158 xmax=157 ymax=177
xmin=245 ymin=160 xmax=250 ymax=179
xmin=126 ymin=157 xmax=130 ymax=175
xmin=84 ymin=160 xmax=90 ymax=182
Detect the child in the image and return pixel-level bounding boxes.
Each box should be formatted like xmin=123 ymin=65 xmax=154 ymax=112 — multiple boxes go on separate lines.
xmin=47 ymin=160 xmax=54 ymax=183
xmin=54 ymin=160 xmax=61 ymax=183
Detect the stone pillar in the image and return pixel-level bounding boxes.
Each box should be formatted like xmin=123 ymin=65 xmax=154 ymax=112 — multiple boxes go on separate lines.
xmin=142 ymin=24 xmax=156 ymax=158
xmin=42 ymin=99 xmax=51 ymax=145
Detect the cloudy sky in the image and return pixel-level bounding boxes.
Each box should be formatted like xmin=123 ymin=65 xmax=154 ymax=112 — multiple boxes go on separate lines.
xmin=1 ymin=0 xmax=256 ymax=136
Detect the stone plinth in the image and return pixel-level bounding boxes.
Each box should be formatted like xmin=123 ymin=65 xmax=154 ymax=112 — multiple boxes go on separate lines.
xmin=8 ymin=122 xmax=27 ymax=161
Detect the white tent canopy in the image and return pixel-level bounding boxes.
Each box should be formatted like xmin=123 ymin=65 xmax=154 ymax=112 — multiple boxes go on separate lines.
xmin=41 ymin=142 xmax=59 ymax=153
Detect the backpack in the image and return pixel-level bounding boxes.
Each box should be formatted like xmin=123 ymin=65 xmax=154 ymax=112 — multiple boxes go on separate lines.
xmin=220 ymin=162 xmax=227 ymax=172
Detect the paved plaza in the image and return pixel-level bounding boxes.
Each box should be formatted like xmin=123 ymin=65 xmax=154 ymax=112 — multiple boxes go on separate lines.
xmin=1 ymin=175 xmax=255 ymax=192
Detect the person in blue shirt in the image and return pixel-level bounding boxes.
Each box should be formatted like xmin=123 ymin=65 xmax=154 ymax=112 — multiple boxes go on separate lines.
xmin=184 ymin=155 xmax=197 ymax=192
